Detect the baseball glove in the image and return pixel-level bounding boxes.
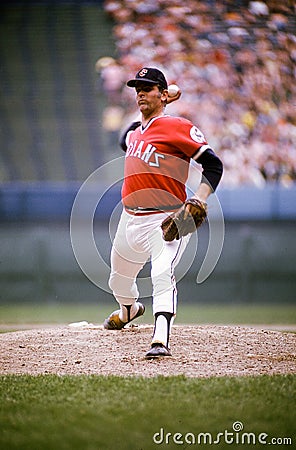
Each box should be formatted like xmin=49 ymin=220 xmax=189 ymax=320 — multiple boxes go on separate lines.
xmin=161 ymin=198 xmax=207 ymax=242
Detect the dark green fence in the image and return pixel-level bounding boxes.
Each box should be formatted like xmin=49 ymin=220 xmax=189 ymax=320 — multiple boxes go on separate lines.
xmin=1 ymin=220 xmax=295 ymax=305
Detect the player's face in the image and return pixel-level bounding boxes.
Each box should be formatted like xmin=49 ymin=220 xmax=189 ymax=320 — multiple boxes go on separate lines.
xmin=135 ymin=83 xmax=166 ymax=117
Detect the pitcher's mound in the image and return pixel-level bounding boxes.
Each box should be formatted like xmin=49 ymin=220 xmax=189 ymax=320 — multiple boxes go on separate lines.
xmin=0 ymin=324 xmax=295 ymax=377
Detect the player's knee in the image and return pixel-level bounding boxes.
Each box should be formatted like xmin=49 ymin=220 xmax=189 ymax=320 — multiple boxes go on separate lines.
xmin=108 ymin=273 xmax=123 ymax=294
xmin=108 ymin=273 xmax=115 ymax=291
xmin=109 ymin=272 xmax=139 ymax=299
xmin=108 ymin=273 xmax=123 ymax=296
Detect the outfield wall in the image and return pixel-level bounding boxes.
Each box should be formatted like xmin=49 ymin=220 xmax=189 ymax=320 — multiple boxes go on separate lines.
xmin=0 ymin=184 xmax=295 ymax=305
xmin=1 ymin=183 xmax=296 ymax=222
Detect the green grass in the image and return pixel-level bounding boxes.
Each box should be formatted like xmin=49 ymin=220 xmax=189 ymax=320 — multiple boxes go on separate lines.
xmin=0 ymin=375 xmax=295 ymax=450
xmin=1 ymin=305 xmax=295 ymax=448
xmin=0 ymin=303 xmax=295 ymax=332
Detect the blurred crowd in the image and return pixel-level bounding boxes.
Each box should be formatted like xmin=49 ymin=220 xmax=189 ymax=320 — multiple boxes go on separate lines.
xmin=98 ymin=0 xmax=296 ymax=187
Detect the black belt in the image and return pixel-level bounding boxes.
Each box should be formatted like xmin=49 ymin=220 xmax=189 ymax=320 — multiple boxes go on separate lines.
xmin=125 ymin=204 xmax=182 ymax=214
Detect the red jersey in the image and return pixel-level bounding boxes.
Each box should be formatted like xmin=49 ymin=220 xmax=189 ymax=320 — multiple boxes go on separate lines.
xmin=122 ymin=115 xmax=208 ymax=209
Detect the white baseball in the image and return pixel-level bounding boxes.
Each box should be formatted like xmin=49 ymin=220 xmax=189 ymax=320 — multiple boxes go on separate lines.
xmin=168 ymin=84 xmax=180 ymax=97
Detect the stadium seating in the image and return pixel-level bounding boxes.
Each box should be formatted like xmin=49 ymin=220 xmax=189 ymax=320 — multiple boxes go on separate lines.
xmin=1 ymin=1 xmax=295 ymax=187
xmin=103 ymin=0 xmax=296 ymax=187
xmin=0 ymin=2 xmax=114 ymax=182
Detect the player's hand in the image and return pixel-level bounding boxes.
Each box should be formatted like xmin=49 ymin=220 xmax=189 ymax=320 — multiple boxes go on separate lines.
xmin=166 ymin=90 xmax=182 ymax=104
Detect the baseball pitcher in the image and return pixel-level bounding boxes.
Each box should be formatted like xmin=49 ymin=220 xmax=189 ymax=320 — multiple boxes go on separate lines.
xmin=103 ymin=67 xmax=223 ymax=358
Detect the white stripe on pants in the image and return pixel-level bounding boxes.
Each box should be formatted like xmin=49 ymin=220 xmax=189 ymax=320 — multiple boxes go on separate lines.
xmin=108 ymin=209 xmax=190 ymax=315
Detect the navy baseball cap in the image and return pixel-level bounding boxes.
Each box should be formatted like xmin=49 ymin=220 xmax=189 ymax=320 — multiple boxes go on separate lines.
xmin=127 ymin=67 xmax=168 ymax=90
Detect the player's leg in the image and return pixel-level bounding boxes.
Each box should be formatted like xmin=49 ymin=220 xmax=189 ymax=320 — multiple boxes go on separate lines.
xmin=106 ymin=246 xmax=147 ymax=328
xmin=104 ymin=211 xmax=149 ymax=329
xmin=146 ymin=231 xmax=190 ymax=357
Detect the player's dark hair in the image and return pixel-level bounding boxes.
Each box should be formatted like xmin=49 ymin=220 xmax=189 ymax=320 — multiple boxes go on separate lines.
xmin=156 ymin=84 xmax=168 ymax=107
xmin=157 ymin=84 xmax=165 ymax=93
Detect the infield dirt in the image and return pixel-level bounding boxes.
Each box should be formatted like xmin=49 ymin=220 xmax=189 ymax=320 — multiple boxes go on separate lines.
xmin=0 ymin=324 xmax=295 ymax=377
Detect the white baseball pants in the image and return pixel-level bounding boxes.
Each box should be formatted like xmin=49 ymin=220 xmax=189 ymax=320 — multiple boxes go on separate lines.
xmin=109 ymin=209 xmax=190 ymax=315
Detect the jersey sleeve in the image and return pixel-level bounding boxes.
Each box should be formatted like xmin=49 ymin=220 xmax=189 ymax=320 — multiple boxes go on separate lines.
xmin=196 ymin=148 xmax=223 ymax=191
xmin=119 ymin=121 xmax=141 ymax=151
xmin=171 ymin=117 xmax=223 ymax=191
xmin=173 ymin=118 xmax=211 ymax=158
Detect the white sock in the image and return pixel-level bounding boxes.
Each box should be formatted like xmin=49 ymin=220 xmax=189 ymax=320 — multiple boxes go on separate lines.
xmin=119 ymin=303 xmax=138 ymax=322
xmin=152 ymin=312 xmax=174 ymax=348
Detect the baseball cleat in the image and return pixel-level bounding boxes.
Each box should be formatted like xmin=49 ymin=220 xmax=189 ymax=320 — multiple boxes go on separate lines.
xmin=103 ymin=303 xmax=145 ymax=330
xmin=145 ymin=343 xmax=172 ymax=359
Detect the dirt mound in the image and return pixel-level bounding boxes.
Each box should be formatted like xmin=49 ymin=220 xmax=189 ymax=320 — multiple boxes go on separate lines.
xmin=0 ymin=325 xmax=295 ymax=377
